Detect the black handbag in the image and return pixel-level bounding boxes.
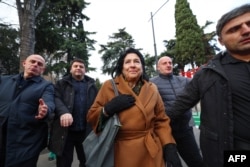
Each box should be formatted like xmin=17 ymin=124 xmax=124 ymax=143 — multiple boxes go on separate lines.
xmin=83 ymin=79 xmax=121 ymax=167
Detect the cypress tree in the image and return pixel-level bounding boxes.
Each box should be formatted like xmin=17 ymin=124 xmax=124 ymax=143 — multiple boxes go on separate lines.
xmin=175 ymin=0 xmax=205 ymax=70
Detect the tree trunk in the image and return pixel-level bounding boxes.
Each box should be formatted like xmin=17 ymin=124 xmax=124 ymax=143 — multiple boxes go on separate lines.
xmin=16 ymin=0 xmax=45 ymax=72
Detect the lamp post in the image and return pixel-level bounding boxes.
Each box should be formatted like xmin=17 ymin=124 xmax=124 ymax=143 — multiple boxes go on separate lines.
xmin=149 ymin=0 xmax=170 ymax=70
xmin=150 ymin=12 xmax=158 ymax=70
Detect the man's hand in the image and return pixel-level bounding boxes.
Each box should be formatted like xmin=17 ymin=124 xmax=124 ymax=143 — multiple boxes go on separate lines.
xmin=35 ymin=98 xmax=48 ymax=119
xmin=60 ymin=113 xmax=73 ymax=127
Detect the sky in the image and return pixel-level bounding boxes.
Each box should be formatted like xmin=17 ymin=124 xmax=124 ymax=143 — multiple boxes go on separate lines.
xmin=84 ymin=0 xmax=248 ymax=81
xmin=0 ymin=0 xmax=249 ymax=82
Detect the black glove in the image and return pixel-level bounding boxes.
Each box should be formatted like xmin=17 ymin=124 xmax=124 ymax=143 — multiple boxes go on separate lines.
xmin=104 ymin=94 xmax=135 ymax=116
xmin=163 ymin=144 xmax=183 ymax=167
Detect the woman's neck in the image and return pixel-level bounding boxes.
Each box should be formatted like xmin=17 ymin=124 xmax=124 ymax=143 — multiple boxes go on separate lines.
xmin=128 ymin=82 xmax=136 ymax=88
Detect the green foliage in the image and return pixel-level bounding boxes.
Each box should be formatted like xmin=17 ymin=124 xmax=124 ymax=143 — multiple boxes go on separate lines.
xmin=162 ymin=20 xmax=220 ymax=71
xmin=144 ymin=53 xmax=157 ymax=78
xmin=98 ymin=28 xmax=156 ymax=78
xmin=201 ymin=20 xmax=221 ymax=62
xmin=175 ymin=0 xmax=206 ymax=69
xmin=35 ymin=0 xmax=96 ymax=78
xmin=0 ymin=25 xmax=19 ymax=74
xmin=94 ymin=78 xmax=102 ymax=90
xmin=98 ymin=28 xmax=136 ymax=75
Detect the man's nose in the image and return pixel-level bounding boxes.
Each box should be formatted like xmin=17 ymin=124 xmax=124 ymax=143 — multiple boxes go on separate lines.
xmin=242 ymin=23 xmax=250 ymax=35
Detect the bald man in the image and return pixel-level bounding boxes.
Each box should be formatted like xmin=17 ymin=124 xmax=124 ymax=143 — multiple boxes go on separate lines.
xmin=0 ymin=54 xmax=55 ymax=167
xmin=150 ymin=56 xmax=203 ymax=167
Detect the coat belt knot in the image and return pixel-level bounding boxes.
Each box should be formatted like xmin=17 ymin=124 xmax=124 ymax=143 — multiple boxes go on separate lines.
xmin=116 ymin=129 xmax=159 ymax=158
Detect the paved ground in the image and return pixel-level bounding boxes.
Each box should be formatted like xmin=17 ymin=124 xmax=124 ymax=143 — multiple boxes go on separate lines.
xmin=38 ymin=149 xmax=78 ymax=167
xmin=37 ymin=126 xmax=200 ymax=167
xmin=38 ymin=151 xmax=57 ymax=167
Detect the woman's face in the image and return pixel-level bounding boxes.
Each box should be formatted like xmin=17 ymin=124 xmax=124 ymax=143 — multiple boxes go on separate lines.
xmin=122 ymin=53 xmax=143 ymax=82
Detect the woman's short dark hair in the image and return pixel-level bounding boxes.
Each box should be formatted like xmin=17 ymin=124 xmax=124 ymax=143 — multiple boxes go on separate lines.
xmin=111 ymin=48 xmax=149 ymax=81
xmin=216 ymin=3 xmax=250 ymax=37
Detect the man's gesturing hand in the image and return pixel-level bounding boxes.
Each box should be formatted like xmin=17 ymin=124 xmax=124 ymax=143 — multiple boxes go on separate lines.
xmin=35 ymin=98 xmax=48 ymax=119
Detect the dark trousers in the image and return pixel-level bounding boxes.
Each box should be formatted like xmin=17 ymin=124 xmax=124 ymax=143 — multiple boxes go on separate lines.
xmin=56 ymin=130 xmax=86 ymax=167
xmin=173 ymin=127 xmax=204 ymax=167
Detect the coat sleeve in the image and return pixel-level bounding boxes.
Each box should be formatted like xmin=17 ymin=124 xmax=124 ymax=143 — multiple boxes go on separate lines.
xmin=168 ymin=71 xmax=201 ymax=119
xmin=42 ymin=83 xmax=55 ymax=120
xmin=54 ymin=81 xmax=71 ymax=117
xmin=87 ymin=80 xmax=114 ymax=133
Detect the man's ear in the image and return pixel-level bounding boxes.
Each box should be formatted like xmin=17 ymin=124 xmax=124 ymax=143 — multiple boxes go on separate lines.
xmin=218 ymin=37 xmax=224 ymax=46
xmin=41 ymin=67 xmax=46 ymax=75
xmin=22 ymin=59 xmax=26 ymax=67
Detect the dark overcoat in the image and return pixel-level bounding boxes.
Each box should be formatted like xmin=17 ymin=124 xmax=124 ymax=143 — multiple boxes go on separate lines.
xmin=169 ymin=52 xmax=238 ymax=166
xmin=49 ymin=74 xmax=98 ymax=155
xmin=0 ymin=74 xmax=55 ymax=166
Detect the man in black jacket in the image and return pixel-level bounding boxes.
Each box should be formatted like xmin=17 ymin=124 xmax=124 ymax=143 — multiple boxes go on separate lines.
xmin=168 ymin=4 xmax=250 ymax=167
xmin=150 ymin=56 xmax=203 ymax=167
xmin=54 ymin=58 xmax=98 ymax=167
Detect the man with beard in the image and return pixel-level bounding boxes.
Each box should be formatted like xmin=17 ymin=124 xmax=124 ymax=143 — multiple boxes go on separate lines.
xmin=53 ymin=58 xmax=98 ymax=167
xmin=168 ymin=3 xmax=250 ymax=167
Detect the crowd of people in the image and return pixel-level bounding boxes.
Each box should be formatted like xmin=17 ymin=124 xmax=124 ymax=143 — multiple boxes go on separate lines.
xmin=0 ymin=3 xmax=250 ymax=167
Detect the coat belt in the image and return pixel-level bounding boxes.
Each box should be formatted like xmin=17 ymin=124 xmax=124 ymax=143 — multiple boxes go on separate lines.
xmin=116 ymin=129 xmax=159 ymax=158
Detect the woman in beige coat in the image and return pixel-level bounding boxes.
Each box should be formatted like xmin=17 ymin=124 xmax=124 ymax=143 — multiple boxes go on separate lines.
xmin=87 ymin=48 xmax=182 ymax=167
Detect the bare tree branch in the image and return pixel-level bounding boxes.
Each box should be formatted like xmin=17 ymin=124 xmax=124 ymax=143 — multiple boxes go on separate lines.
xmin=35 ymin=0 xmax=46 ymax=18
xmin=0 ymin=1 xmax=16 ymax=9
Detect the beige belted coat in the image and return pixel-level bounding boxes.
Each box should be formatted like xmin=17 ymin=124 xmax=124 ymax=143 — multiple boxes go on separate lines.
xmin=87 ymin=75 xmax=175 ymax=167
